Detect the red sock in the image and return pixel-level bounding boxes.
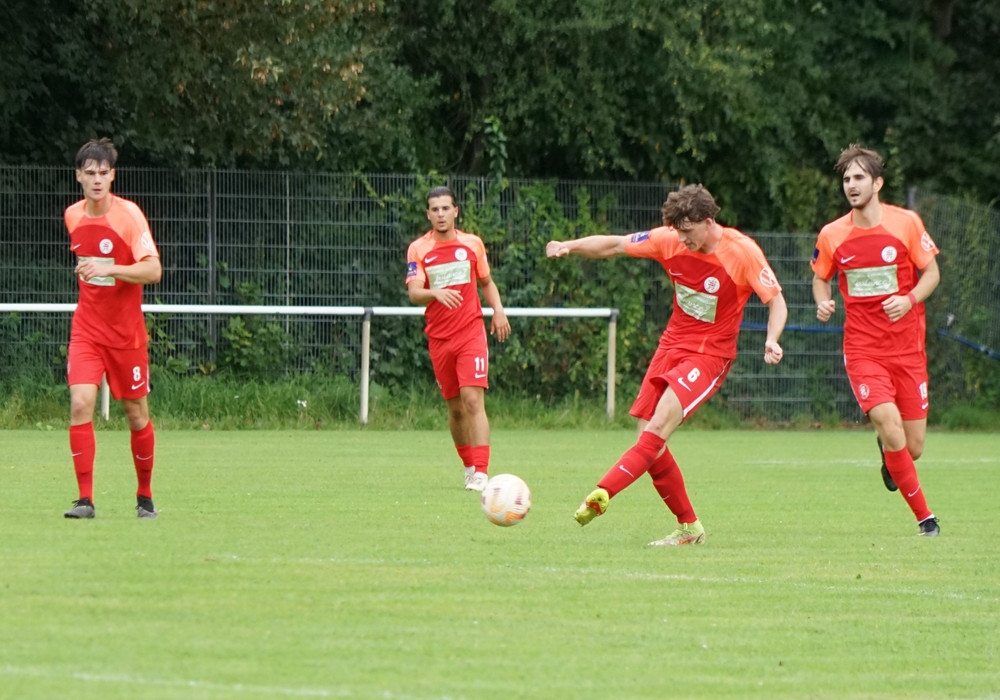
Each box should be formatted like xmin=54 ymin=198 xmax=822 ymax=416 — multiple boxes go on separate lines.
xmin=131 ymin=421 xmax=156 ymax=499
xmin=470 ymin=444 xmax=490 ymax=474
xmin=884 ymin=447 xmax=932 ymax=521
xmin=456 ymin=443 xmax=474 ymax=468
xmin=648 ymin=447 xmax=696 ymax=523
xmin=69 ymin=422 xmax=96 ymax=501
xmin=598 ymin=431 xmax=665 ymax=498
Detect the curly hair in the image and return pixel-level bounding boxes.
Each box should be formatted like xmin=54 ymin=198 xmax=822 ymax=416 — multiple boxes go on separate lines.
xmin=660 ymin=185 xmax=721 ymax=228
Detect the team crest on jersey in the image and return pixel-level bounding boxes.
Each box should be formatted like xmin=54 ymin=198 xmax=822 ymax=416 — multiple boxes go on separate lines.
xmin=759 ymin=267 xmax=778 ymax=288
xmin=703 ymin=277 xmax=720 ymax=294
xmin=881 ymin=246 xmax=897 ymax=263
xmin=858 ymin=383 xmax=870 ymax=400
xmin=455 ymin=248 xmax=468 ymax=261
xmin=630 ymin=231 xmax=651 ymax=243
xmin=99 ymin=238 xmax=114 ymax=254
xmin=920 ymin=232 xmax=936 ymax=252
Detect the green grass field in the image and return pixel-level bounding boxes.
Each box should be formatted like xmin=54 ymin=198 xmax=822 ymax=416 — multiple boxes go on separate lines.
xmin=1 ymin=428 xmax=998 ymax=699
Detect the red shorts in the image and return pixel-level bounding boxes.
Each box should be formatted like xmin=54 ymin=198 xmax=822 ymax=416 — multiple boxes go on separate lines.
xmin=67 ymin=337 xmax=151 ymax=401
xmin=630 ymin=346 xmax=732 ymax=422
xmin=844 ymin=351 xmax=928 ymax=420
xmin=427 ymin=326 xmax=489 ymax=400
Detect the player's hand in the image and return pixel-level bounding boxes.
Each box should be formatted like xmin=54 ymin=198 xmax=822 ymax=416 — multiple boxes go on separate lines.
xmin=881 ymin=295 xmax=911 ymax=323
xmin=764 ymin=340 xmax=783 ymax=365
xmin=815 ymin=299 xmax=836 ymax=322
xmin=491 ymin=311 xmax=511 ymax=342
xmin=546 ymin=241 xmax=570 ymax=258
xmin=434 ymin=288 xmax=463 ymax=309
xmin=75 ymin=259 xmax=114 ymax=282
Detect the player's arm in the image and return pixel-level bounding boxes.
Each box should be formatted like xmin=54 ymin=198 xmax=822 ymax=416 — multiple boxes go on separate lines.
xmin=812 ymin=274 xmax=836 ymax=322
xmin=881 ymin=257 xmax=940 ymax=322
xmin=407 ymin=278 xmax=463 ymax=309
xmin=75 ymin=255 xmax=161 ymax=285
xmin=763 ymin=292 xmax=787 ymax=365
xmin=546 ymin=235 xmax=627 ymax=259
xmin=478 ymin=275 xmax=511 ymax=342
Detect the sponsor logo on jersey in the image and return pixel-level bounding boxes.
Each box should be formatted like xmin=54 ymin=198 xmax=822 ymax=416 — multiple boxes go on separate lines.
xmin=140 ymin=232 xmax=155 ymax=252
xmin=675 ymin=282 xmax=718 ymax=323
xmin=920 ymin=231 xmax=936 ymax=252
xmin=630 ymin=230 xmax=651 ymax=243
xmin=427 ymin=260 xmax=472 ymax=289
xmin=844 ymin=265 xmax=898 ymax=297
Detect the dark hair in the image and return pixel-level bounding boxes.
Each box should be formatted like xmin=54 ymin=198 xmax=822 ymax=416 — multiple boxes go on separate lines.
xmin=835 ymin=143 xmax=883 ymax=179
xmin=75 ymin=138 xmax=118 ymax=169
xmin=660 ymin=184 xmax=721 ymax=228
xmin=426 ymin=185 xmax=456 ymax=207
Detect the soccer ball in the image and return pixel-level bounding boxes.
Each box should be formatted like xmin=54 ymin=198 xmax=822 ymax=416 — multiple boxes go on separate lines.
xmin=480 ymin=473 xmax=531 ymax=527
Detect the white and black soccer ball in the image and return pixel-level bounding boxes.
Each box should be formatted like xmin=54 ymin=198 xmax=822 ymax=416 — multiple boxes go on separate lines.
xmin=480 ymin=473 xmax=531 ymax=527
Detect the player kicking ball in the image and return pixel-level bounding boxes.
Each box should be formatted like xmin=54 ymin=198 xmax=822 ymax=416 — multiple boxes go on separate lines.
xmin=547 ymin=185 xmax=786 ymax=546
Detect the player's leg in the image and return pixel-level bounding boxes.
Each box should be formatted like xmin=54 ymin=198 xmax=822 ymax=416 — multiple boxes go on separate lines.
xmin=456 ymin=385 xmax=490 ymax=491
xmin=893 ymin=355 xmax=936 ymax=535
xmin=122 ymin=397 xmax=157 ymax=518
xmin=452 ymin=331 xmax=491 ymax=491
xmin=109 ymin=346 xmax=158 ymax=518
xmin=869 ymin=402 xmax=936 ymax=535
xmin=645 ymin=355 xmax=731 ymax=546
xmin=429 ymin=337 xmax=475 ymax=487
xmin=65 ymin=339 xmax=102 ymax=518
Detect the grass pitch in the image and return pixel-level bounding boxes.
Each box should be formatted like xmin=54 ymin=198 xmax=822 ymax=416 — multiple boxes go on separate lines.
xmin=1 ymin=428 xmax=998 ymax=699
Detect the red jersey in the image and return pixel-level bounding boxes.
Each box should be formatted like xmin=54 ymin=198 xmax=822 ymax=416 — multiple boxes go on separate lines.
xmin=812 ymin=204 xmax=938 ymax=357
xmin=65 ymin=195 xmax=159 ymax=349
xmin=406 ymin=229 xmax=492 ymax=341
xmin=624 ymin=225 xmax=781 ymax=358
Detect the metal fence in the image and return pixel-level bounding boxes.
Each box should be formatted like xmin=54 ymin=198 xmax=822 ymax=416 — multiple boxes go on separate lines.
xmin=2 ymin=166 xmax=996 ymax=422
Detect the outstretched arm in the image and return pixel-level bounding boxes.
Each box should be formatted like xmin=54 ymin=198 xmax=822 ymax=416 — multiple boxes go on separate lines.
xmin=763 ymin=292 xmax=787 ymax=365
xmin=546 ymin=235 xmax=628 ymax=259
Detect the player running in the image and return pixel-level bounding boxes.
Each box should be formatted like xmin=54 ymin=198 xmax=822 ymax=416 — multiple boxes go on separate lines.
xmin=406 ymin=186 xmax=511 ymax=492
xmin=63 ymin=138 xmax=162 ymax=519
xmin=812 ymin=143 xmax=941 ymax=537
xmin=547 ymin=184 xmax=786 ymax=546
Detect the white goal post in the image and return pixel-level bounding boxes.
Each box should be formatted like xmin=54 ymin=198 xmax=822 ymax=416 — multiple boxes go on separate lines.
xmin=0 ymin=304 xmax=619 ymax=424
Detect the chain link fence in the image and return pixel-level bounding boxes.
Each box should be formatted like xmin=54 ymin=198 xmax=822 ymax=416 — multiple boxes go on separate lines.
xmin=2 ymin=166 xmax=997 ymax=422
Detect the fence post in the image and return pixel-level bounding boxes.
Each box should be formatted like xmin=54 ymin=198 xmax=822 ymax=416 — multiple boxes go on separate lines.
xmin=606 ymin=309 xmax=618 ymax=420
xmin=360 ymin=308 xmax=373 ymax=425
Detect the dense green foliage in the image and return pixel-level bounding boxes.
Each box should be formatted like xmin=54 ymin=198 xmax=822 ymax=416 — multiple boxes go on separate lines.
xmin=3 ymin=0 xmax=998 ymax=230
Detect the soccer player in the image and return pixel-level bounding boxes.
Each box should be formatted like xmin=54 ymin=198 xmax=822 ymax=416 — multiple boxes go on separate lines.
xmin=406 ymin=186 xmax=511 ymax=492
xmin=63 ymin=138 xmax=162 ymax=519
xmin=812 ymin=143 xmax=941 ymax=537
xmin=546 ymin=184 xmax=786 ymax=546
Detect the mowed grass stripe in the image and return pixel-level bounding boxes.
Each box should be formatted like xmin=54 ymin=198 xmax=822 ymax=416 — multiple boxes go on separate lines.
xmin=1 ymin=429 xmax=998 ymax=699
